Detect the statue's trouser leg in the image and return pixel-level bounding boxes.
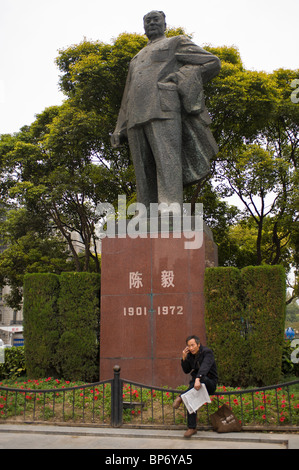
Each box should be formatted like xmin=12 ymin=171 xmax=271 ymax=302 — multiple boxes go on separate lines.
xmin=128 ymin=118 xmax=183 ymax=211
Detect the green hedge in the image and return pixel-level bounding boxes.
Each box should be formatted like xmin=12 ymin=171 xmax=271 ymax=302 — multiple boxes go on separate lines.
xmin=56 ymin=273 xmax=100 ymax=382
xmin=242 ymin=265 xmax=286 ymax=386
xmin=23 ymin=273 xmax=60 ymax=378
xmin=204 ymin=265 xmax=286 ymax=387
xmin=204 ymin=267 xmax=248 ymax=387
xmin=23 ymin=272 xmax=100 ymax=382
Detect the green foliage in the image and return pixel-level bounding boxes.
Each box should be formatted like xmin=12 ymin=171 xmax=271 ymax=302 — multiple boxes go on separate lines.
xmin=23 ymin=274 xmax=60 ymax=378
xmin=208 ymin=63 xmax=299 ymax=286
xmin=205 ymin=45 xmax=244 ymax=69
xmin=0 ymin=206 xmax=75 ymax=310
xmin=242 ymin=265 xmax=286 ymax=385
xmin=191 ymin=182 xmax=242 ymax=266
xmin=205 ymin=266 xmax=286 ymax=386
xmin=56 ymin=272 xmax=100 ymax=382
xmin=204 ymin=267 xmax=248 ymax=386
xmin=0 ymin=347 xmax=26 ymax=380
xmin=286 ymin=297 xmax=299 ymax=322
xmin=23 ymin=272 xmax=100 ymax=382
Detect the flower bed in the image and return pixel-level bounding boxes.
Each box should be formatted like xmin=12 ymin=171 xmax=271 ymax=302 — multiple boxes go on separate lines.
xmin=0 ymin=377 xmax=111 ymax=424
xmin=121 ymin=382 xmax=299 ymax=427
xmin=0 ymin=377 xmax=298 ymax=428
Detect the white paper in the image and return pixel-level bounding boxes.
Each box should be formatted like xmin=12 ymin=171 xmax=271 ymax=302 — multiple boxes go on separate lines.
xmin=181 ymin=384 xmax=211 ymax=414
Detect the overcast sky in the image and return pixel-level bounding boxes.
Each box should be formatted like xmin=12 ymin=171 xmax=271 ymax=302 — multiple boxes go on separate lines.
xmin=0 ymin=0 xmax=298 ymax=135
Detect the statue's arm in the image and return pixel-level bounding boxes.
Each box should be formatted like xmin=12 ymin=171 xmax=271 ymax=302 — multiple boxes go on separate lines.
xmin=175 ymin=36 xmax=221 ymax=83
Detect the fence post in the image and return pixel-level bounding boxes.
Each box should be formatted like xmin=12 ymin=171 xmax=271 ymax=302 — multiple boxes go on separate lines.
xmin=111 ymin=365 xmax=123 ymax=427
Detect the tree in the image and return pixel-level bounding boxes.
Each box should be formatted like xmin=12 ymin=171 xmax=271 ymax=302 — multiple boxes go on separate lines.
xmin=208 ymin=63 xmax=299 ymax=293
xmin=215 ymin=144 xmax=297 ymax=265
xmin=0 ymin=208 xmax=73 ymax=310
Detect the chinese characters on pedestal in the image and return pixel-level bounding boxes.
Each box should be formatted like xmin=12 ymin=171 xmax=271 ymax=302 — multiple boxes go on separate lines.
xmin=124 ymin=270 xmax=183 ymax=316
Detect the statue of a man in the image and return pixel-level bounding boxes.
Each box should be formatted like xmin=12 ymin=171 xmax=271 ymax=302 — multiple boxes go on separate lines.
xmin=111 ymin=11 xmax=221 ymax=214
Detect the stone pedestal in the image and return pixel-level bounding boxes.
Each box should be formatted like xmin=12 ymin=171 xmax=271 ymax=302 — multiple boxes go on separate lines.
xmin=100 ymin=223 xmax=217 ymax=388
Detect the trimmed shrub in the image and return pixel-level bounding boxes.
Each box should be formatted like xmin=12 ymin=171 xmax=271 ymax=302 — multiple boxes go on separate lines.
xmin=242 ymin=265 xmax=286 ymax=386
xmin=23 ymin=272 xmax=101 ymax=382
xmin=55 ymin=272 xmax=100 ymax=382
xmin=204 ymin=265 xmax=286 ymax=387
xmin=23 ymin=273 xmax=60 ymax=378
xmin=204 ymin=267 xmax=248 ymax=386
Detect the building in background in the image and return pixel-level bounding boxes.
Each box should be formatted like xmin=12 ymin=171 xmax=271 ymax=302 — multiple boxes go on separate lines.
xmin=0 ymin=243 xmax=23 ymax=346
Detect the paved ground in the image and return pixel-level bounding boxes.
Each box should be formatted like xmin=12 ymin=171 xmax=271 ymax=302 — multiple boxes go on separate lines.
xmin=0 ymin=424 xmax=298 ymax=450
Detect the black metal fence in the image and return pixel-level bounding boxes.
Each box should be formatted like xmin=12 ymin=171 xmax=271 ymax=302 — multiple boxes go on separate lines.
xmin=1 ymin=365 xmax=298 ymax=431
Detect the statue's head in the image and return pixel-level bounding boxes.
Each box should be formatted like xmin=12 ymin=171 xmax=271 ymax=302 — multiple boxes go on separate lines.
xmin=143 ymin=10 xmax=166 ymax=40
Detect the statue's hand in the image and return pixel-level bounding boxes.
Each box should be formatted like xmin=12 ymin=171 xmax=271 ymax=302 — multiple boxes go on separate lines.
xmin=111 ymin=132 xmax=125 ymax=148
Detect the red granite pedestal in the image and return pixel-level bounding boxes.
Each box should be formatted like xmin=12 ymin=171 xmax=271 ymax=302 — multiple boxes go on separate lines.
xmin=100 ymin=224 xmax=217 ymax=388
